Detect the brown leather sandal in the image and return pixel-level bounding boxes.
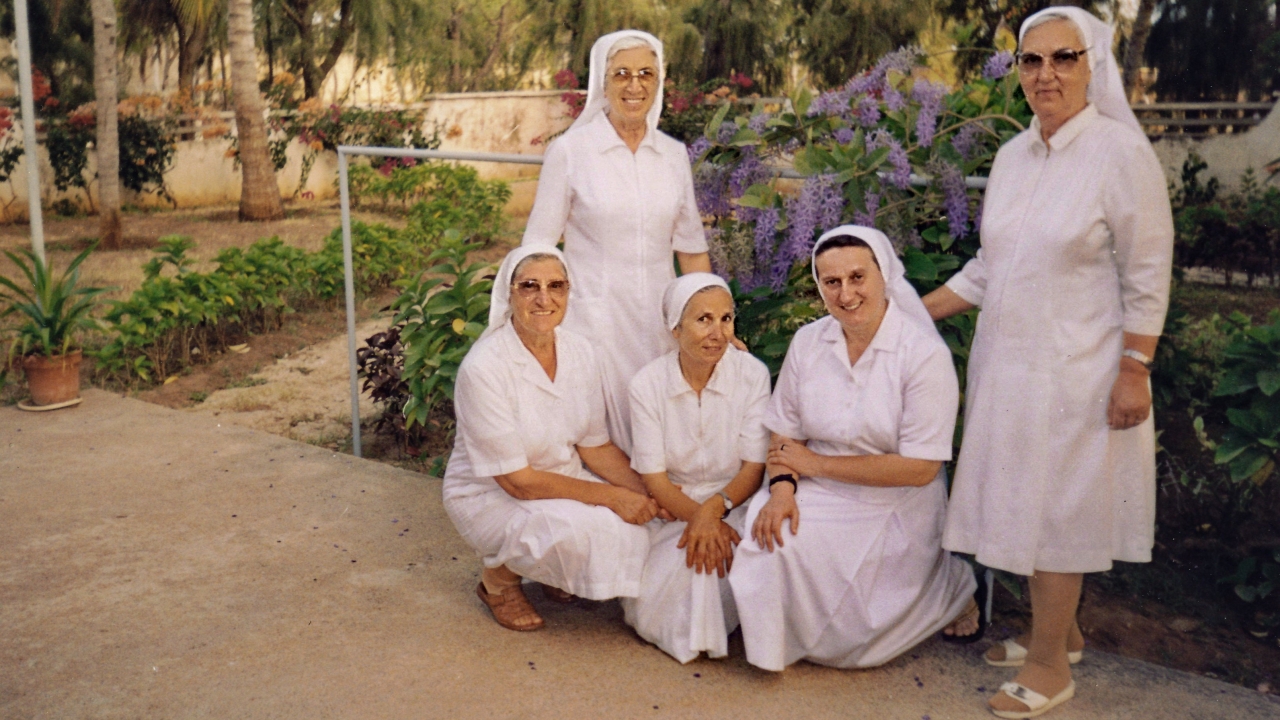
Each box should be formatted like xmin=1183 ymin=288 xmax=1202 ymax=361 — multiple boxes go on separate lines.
xmin=541 ymin=583 xmax=576 ymax=604
xmin=475 ymin=582 xmax=545 ymax=631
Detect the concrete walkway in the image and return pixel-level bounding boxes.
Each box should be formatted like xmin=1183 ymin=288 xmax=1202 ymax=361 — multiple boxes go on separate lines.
xmin=2 ymin=391 xmax=1276 ymax=719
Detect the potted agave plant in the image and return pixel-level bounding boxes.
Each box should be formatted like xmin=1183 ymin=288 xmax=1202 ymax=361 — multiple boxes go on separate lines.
xmin=0 ymin=244 xmax=108 ymax=409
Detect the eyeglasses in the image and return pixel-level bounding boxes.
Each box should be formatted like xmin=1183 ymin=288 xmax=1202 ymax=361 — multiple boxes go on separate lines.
xmin=512 ymin=279 xmax=570 ymax=298
xmin=1016 ymin=47 xmax=1090 ymax=75
xmin=609 ymin=68 xmax=658 ymax=87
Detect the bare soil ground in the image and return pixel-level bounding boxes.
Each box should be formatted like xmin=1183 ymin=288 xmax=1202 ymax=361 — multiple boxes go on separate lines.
xmin=3 ymin=207 xmax=1278 ymax=699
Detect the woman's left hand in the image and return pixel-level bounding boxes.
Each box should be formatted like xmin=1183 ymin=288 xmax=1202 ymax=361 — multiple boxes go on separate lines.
xmin=1108 ymin=367 xmax=1152 ymax=430
xmin=768 ymin=440 xmax=818 ymax=478
xmin=678 ymin=502 xmax=740 ymax=577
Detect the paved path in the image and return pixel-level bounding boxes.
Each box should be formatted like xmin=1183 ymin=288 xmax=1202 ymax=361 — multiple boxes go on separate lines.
xmin=2 ymin=391 xmax=1277 ymax=719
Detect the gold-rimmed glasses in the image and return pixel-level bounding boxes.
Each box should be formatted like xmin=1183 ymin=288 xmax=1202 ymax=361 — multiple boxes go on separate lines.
xmin=512 ymin=279 xmax=570 ymax=298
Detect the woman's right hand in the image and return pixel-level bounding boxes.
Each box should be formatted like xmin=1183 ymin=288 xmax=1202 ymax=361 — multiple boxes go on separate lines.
xmin=751 ymin=482 xmax=800 ymax=552
xmin=678 ymin=502 xmax=741 ymax=577
xmin=608 ymin=487 xmax=659 ymax=525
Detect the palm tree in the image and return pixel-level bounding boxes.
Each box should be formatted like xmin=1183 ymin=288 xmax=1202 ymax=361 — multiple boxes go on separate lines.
xmin=91 ymin=0 xmax=123 ymax=249
xmin=227 ymin=0 xmax=284 ymax=220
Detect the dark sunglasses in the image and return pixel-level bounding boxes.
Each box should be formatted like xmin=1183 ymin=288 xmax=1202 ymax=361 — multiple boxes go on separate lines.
xmin=1016 ymin=47 xmax=1089 ymax=74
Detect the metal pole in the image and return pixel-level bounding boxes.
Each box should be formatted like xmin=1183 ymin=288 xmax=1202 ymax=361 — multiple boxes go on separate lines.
xmin=13 ymin=0 xmax=45 ymax=262
xmin=338 ymin=150 xmax=362 ymax=458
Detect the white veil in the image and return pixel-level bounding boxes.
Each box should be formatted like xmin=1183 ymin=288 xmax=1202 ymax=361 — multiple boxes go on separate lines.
xmin=568 ymin=30 xmax=666 ymax=136
xmin=1019 ymin=6 xmax=1141 ymax=133
xmin=811 ymin=225 xmax=938 ymax=333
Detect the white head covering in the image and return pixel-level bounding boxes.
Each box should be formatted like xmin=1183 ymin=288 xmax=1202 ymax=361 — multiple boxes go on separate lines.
xmin=481 ymin=245 xmax=571 ymax=340
xmin=569 ymin=30 xmax=665 ymax=135
xmin=662 ymin=272 xmax=732 ymax=331
xmin=1018 ymin=7 xmax=1141 ymax=132
xmin=811 ymin=225 xmax=936 ymax=331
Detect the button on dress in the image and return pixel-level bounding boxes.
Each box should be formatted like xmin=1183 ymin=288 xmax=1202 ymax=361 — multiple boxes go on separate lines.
xmin=620 ymin=347 xmax=771 ymax=663
xmin=941 ymin=105 xmax=1174 ymax=576
xmin=729 ymin=308 xmax=976 ymax=671
xmin=442 ymin=323 xmax=649 ymax=599
xmin=522 ymin=112 xmax=709 ymax=452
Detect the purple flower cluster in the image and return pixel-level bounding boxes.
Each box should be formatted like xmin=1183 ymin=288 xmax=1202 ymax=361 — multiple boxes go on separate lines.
xmin=834 ymin=127 xmax=855 ymax=145
xmin=729 ymin=149 xmax=772 ymax=197
xmin=748 ymin=113 xmax=770 ymax=134
xmin=867 ymin=130 xmax=912 ymax=190
xmin=912 ymin=81 xmax=947 ymax=147
xmin=853 ymin=190 xmax=880 ymax=227
xmin=687 ymin=136 xmax=711 ymax=164
xmin=855 ymin=96 xmax=881 ymax=127
xmin=717 ymin=121 xmax=738 ymax=143
xmin=950 ymin=124 xmax=983 ymax=162
xmin=937 ymin=160 xmax=969 ymax=238
xmin=982 ymin=51 xmax=1015 ymax=81
xmin=692 ymin=163 xmax=734 ymax=217
xmin=807 ymin=46 xmax=923 ymax=117
xmin=770 ymin=174 xmax=845 ymax=288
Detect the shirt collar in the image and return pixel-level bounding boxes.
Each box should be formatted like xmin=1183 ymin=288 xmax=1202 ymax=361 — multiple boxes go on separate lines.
xmin=818 ymin=301 xmax=904 ymax=378
xmin=590 ymin=110 xmax=659 ymax=154
xmin=499 ymin=323 xmax=561 ymax=396
xmin=665 ymin=349 xmax=733 ymax=398
xmin=1028 ymin=103 xmax=1098 ymax=155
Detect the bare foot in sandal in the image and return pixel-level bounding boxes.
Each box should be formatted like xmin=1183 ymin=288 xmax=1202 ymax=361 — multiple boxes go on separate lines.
xmin=943 ymin=598 xmax=980 ymax=638
xmin=986 ymin=624 xmax=1085 ymax=665
xmin=476 ymin=582 xmax=545 ymax=631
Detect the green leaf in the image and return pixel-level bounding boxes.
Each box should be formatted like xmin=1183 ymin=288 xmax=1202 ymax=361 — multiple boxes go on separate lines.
xmin=704 ymin=103 xmax=731 ymax=141
xmin=1258 ymin=369 xmax=1280 ymax=396
xmin=901 ymin=246 xmax=938 ymax=282
xmin=792 ymin=87 xmax=813 ymax=119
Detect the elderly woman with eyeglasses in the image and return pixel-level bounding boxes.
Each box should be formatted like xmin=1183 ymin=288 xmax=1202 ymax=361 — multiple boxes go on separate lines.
xmin=922 ymin=8 xmax=1173 ymax=718
xmin=522 ymin=30 xmax=713 ymax=454
xmin=728 ymin=226 xmax=979 ymax=674
xmin=443 ymin=246 xmax=659 ymax=632
xmin=620 ymin=273 xmax=771 ymax=664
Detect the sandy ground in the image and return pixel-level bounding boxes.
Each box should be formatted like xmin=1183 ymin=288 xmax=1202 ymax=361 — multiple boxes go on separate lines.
xmin=2 ymin=391 xmax=1278 ymax=719
xmin=186 ymin=317 xmax=388 ymax=444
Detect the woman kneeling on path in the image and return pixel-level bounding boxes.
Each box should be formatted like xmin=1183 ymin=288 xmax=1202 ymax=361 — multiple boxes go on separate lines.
xmin=621 ymin=273 xmax=771 ymax=663
xmin=442 ymin=246 xmax=658 ymax=631
xmin=729 ymin=226 xmax=981 ymax=672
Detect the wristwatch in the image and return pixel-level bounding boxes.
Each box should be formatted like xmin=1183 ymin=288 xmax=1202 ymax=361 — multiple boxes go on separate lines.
xmin=717 ymin=491 xmax=733 ymax=514
xmin=1122 ymin=348 xmax=1153 ymax=369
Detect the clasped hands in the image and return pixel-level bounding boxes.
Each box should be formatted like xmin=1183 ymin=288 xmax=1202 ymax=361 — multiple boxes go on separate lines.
xmin=676 ymin=498 xmax=740 ymax=578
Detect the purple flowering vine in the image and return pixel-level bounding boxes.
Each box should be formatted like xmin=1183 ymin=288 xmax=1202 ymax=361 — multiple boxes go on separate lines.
xmin=867 ymin=130 xmax=912 ymax=190
xmin=855 ymin=96 xmax=881 ymax=127
xmin=936 ymin=160 xmax=970 ymax=238
xmin=950 ymin=124 xmax=984 ymax=162
xmin=853 ymin=190 xmax=880 ymax=227
xmin=912 ymin=81 xmax=947 ymax=147
xmin=834 ymin=127 xmax=855 ymax=145
xmin=982 ymin=51 xmax=1015 ymax=81
xmin=770 ymin=174 xmax=844 ymax=288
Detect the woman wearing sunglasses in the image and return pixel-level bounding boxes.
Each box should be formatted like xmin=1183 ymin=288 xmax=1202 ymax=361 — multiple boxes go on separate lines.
xmin=620 ymin=273 xmax=771 ymax=664
xmin=923 ymin=8 xmax=1173 ymax=718
xmin=522 ymin=30 xmax=713 ymax=456
xmin=443 ymin=246 xmax=658 ymax=632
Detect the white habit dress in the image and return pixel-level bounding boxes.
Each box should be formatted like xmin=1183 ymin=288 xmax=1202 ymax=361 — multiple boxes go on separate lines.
xmin=941 ymin=104 xmax=1174 ymax=576
xmin=621 ymin=347 xmax=771 ymax=663
xmin=521 ymin=112 xmax=708 ymax=453
xmin=730 ymin=308 xmax=977 ymax=671
xmin=442 ymin=322 xmax=648 ymax=599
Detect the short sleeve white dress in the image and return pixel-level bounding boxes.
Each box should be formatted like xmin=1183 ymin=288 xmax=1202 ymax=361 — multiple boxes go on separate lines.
xmin=729 ymin=307 xmax=977 ymax=671
xmin=620 ymin=347 xmax=771 ymax=663
xmin=442 ymin=322 xmax=649 ymax=600
xmin=522 ymin=110 xmax=708 ymax=453
xmin=941 ymin=104 xmax=1174 ymax=576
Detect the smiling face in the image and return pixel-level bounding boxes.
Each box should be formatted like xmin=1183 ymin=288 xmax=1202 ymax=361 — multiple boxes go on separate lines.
xmin=604 ymin=46 xmax=659 ymax=127
xmin=672 ymin=287 xmax=734 ymax=370
xmin=509 ymin=257 xmax=569 ymax=339
xmin=815 ymin=246 xmax=887 ymax=334
xmin=1019 ymin=19 xmax=1091 ymax=133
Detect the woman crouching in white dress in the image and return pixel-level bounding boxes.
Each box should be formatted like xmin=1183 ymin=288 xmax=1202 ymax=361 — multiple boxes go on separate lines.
xmin=621 ymin=273 xmax=771 ymax=663
xmin=729 ymin=226 xmax=980 ymax=671
xmin=443 ymin=246 xmax=659 ymax=632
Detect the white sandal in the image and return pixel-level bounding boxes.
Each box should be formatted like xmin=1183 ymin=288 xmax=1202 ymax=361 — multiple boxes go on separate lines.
xmin=991 ymin=680 xmax=1075 ymax=719
xmin=985 ymin=638 xmax=1084 ymax=668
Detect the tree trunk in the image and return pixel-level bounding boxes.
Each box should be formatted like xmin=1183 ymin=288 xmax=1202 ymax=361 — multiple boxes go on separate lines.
xmin=228 ymin=0 xmax=284 ymax=221
xmin=1122 ymin=0 xmax=1158 ymax=99
xmin=91 ymin=0 xmax=122 ymax=250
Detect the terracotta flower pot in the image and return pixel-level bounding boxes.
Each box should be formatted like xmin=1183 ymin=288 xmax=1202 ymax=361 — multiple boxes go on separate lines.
xmin=22 ymin=350 xmax=83 ymax=406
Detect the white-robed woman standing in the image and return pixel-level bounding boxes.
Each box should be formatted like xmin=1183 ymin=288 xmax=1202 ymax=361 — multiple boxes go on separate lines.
xmin=443 ymin=246 xmax=658 ymax=632
xmin=924 ymin=8 xmax=1173 ymax=717
xmin=621 ymin=273 xmax=771 ymax=664
xmin=522 ymin=30 xmax=712 ymax=453
xmin=729 ymin=226 xmax=979 ymax=673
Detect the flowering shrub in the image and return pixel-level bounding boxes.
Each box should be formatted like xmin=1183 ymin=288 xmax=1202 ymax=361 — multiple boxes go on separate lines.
xmin=691 ymin=47 xmax=1029 ymax=384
